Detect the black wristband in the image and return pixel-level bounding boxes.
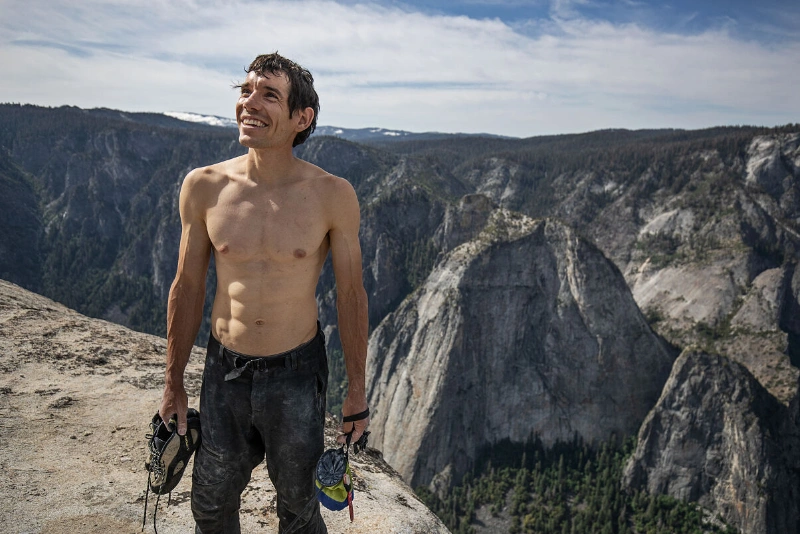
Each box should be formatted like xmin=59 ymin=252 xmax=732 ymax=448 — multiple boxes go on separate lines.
xmin=342 ymin=408 xmax=370 ymax=423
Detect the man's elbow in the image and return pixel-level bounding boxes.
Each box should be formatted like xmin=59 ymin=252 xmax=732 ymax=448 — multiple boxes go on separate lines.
xmin=169 ymin=272 xmax=207 ymax=300
xmin=336 ymin=283 xmax=368 ymax=307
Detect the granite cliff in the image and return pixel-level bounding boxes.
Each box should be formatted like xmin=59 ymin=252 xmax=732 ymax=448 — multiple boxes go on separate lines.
xmin=377 ymin=129 xmax=800 ymax=405
xmin=622 ymin=350 xmax=800 ymax=534
xmin=367 ymin=209 xmax=676 ymax=489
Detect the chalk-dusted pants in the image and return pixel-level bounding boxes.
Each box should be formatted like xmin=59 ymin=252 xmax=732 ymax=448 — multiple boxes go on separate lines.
xmin=191 ymin=327 xmax=328 ymax=534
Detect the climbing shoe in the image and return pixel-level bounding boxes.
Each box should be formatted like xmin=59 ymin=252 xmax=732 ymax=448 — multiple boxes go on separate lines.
xmin=142 ymin=408 xmax=201 ymax=532
xmin=144 ymin=408 xmax=201 ymax=495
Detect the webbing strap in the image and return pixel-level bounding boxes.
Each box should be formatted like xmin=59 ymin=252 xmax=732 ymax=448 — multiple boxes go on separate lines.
xmin=342 ymin=408 xmax=369 ymax=423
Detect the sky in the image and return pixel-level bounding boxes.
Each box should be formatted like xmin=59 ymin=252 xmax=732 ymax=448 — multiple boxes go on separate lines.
xmin=1 ymin=0 xmax=798 ymax=138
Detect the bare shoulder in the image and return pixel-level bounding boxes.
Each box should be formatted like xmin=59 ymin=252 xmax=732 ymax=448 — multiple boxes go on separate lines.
xmin=184 ymin=155 xmax=245 ymax=189
xmin=180 ymin=155 xmax=246 ymax=210
xmin=298 ymin=160 xmax=357 ymax=203
xmin=323 ymin=173 xmax=358 ymax=205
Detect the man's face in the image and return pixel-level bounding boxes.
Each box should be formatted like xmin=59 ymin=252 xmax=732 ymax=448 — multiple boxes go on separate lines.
xmin=236 ymin=70 xmax=303 ymax=150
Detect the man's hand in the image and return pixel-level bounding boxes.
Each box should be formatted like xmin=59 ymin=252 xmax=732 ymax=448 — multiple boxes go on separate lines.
xmin=337 ymin=393 xmax=369 ymax=446
xmin=159 ymin=382 xmax=189 ymax=436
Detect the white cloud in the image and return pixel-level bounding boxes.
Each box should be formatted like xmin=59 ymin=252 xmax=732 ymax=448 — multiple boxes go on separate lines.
xmin=0 ymin=0 xmax=797 ymax=137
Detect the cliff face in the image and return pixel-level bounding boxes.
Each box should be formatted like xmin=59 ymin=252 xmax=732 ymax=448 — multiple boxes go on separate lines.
xmin=618 ymin=134 xmax=800 ymax=403
xmin=422 ymin=130 xmax=800 ymax=404
xmin=351 ymin=128 xmax=800 ymax=412
xmin=622 ymin=350 xmax=800 ymax=534
xmin=367 ymin=210 xmax=676 ymax=488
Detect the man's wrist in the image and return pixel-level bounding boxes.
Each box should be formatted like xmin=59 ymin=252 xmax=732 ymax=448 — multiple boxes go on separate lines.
xmin=346 ymin=386 xmax=366 ymax=398
xmin=164 ymin=374 xmax=185 ymax=388
xmin=345 ymin=391 xmax=368 ymax=409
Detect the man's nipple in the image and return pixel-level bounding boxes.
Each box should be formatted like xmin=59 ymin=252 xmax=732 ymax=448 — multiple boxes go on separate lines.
xmin=218 ymin=244 xmax=229 ymax=254
xmin=255 ymin=319 xmax=265 ymax=326
xmin=293 ymin=249 xmax=306 ymax=259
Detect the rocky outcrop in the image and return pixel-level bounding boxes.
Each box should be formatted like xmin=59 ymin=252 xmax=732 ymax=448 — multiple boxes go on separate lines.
xmin=0 ymin=279 xmax=450 ymax=534
xmin=622 ymin=350 xmax=800 ymax=534
xmin=746 ymin=133 xmax=800 ymax=209
xmin=780 ymin=261 xmax=800 ymax=368
xmin=432 ymin=194 xmax=497 ymax=254
xmin=366 ymin=210 xmax=676 ymax=489
xmin=611 ymin=133 xmax=800 ymax=403
xmin=360 ymin=183 xmax=448 ymax=328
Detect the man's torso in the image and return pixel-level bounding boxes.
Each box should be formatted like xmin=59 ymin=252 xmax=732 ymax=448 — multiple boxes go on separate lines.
xmin=200 ymin=155 xmax=332 ymax=356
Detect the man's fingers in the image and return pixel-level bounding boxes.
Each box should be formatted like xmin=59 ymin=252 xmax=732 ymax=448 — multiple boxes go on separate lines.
xmin=336 ymin=419 xmax=369 ymax=445
xmin=176 ymin=411 xmax=188 ymax=436
xmin=349 ymin=419 xmax=369 ymax=445
xmin=159 ymin=384 xmax=189 ymax=434
xmin=159 ymin=405 xmax=188 ymax=436
xmin=350 ymin=428 xmax=364 ymax=443
xmin=336 ymin=423 xmax=352 ymax=444
xmin=336 ymin=424 xmax=355 ymax=444
xmin=336 ymin=432 xmax=364 ymax=444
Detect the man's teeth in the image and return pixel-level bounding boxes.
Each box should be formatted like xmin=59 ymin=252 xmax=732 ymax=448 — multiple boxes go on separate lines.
xmin=243 ymin=118 xmax=266 ymax=127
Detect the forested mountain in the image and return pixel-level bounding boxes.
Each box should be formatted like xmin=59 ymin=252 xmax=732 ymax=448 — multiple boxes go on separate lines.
xmin=1 ymin=103 xmax=799 ymax=533
xmin=0 ymin=104 xmax=246 ymax=335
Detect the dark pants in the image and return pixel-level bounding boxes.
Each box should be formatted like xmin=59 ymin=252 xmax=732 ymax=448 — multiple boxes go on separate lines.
xmin=192 ymin=326 xmax=329 ymax=534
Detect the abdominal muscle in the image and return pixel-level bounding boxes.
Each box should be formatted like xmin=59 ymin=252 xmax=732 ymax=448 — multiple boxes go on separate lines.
xmin=210 ymin=256 xmax=322 ymax=356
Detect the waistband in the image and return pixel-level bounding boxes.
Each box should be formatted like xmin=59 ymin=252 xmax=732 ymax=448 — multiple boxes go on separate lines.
xmin=209 ymin=322 xmax=325 ymax=381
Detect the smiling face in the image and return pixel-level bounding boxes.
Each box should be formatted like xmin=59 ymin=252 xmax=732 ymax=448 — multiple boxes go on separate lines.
xmin=235 ymin=70 xmax=312 ymax=150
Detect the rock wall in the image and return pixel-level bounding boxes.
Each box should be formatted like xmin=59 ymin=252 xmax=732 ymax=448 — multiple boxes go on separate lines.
xmin=622 ymin=350 xmax=800 ymax=534
xmin=367 ymin=210 xmax=676 ymax=488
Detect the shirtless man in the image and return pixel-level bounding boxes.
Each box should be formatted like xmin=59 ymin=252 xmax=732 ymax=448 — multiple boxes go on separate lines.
xmin=158 ymin=53 xmax=369 ymax=534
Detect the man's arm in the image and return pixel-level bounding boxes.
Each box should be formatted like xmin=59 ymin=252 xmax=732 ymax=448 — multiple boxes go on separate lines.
xmin=160 ymin=169 xmax=212 ymax=435
xmin=328 ymin=177 xmax=370 ymax=444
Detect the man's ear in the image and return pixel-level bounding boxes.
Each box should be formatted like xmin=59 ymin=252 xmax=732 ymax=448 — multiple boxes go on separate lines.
xmin=295 ymin=107 xmax=314 ymax=131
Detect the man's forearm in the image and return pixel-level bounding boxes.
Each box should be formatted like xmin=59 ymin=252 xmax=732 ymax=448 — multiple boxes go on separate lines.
xmin=337 ymin=284 xmax=369 ymax=398
xmin=165 ymin=278 xmax=207 ymax=385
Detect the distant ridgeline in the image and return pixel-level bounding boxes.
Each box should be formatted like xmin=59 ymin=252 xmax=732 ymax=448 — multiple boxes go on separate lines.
xmin=1 ymin=103 xmax=799 ymax=534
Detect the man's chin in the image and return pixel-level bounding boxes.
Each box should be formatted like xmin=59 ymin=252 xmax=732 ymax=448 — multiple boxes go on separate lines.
xmin=238 ymin=134 xmax=264 ymax=148
xmin=238 ymin=133 xmax=293 ymax=150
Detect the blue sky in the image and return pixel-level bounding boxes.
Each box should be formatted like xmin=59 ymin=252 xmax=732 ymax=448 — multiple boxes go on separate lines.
xmin=399 ymin=0 xmax=798 ymax=40
xmin=1 ymin=0 xmax=797 ymax=137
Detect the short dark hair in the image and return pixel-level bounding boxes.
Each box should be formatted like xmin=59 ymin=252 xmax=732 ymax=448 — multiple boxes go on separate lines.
xmin=244 ymin=52 xmax=319 ymax=147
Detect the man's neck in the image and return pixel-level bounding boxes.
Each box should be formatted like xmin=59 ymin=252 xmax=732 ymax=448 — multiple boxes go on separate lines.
xmin=244 ymin=146 xmax=299 ymax=186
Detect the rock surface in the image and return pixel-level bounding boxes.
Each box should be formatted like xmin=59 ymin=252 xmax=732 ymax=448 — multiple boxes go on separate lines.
xmin=367 ymin=210 xmax=676 ymax=489
xmin=622 ymin=349 xmax=800 ymax=534
xmin=616 ymin=133 xmax=800 ymax=403
xmin=0 ymin=279 xmax=450 ymax=534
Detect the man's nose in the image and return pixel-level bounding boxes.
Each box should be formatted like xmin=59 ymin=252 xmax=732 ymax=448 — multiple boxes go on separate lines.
xmin=242 ymin=92 xmax=259 ymax=110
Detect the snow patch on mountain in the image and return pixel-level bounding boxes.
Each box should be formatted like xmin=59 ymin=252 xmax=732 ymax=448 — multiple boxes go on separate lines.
xmin=164 ymin=111 xmax=238 ymax=128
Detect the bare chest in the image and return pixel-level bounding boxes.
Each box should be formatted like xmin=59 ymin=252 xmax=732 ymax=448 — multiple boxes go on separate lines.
xmin=206 ymin=186 xmax=328 ymax=263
